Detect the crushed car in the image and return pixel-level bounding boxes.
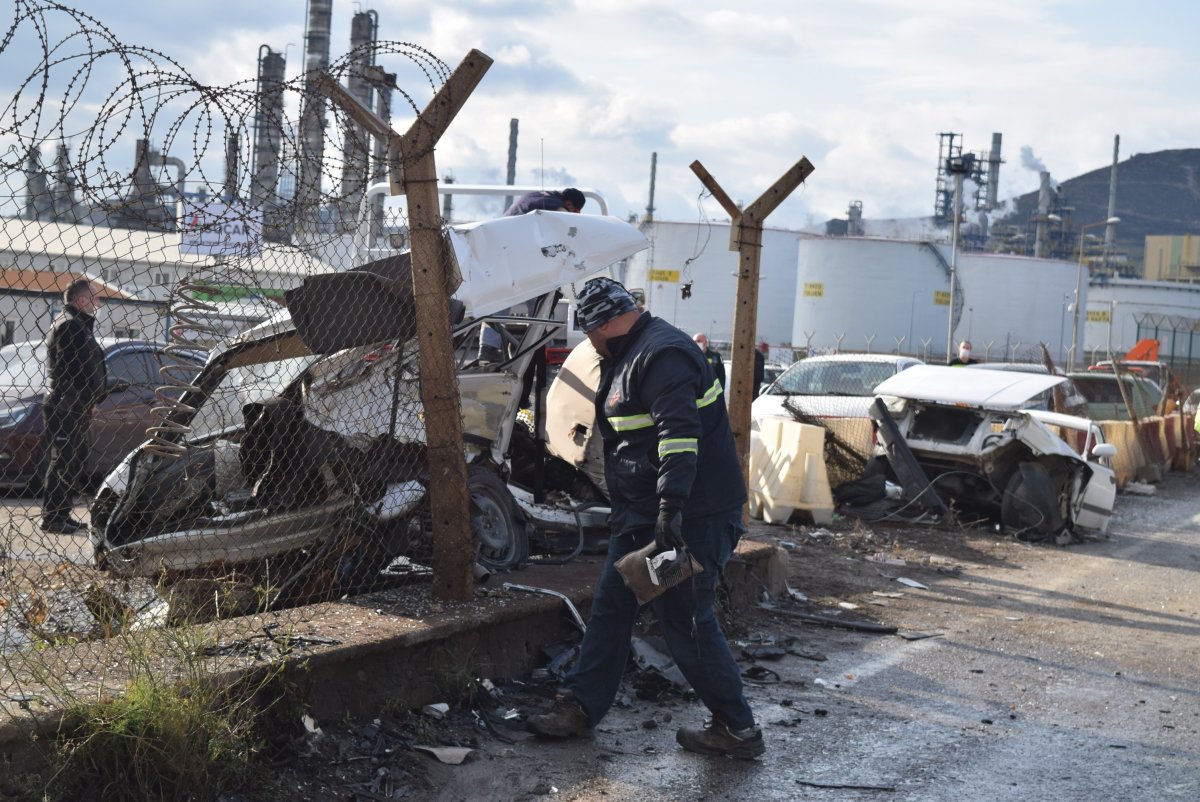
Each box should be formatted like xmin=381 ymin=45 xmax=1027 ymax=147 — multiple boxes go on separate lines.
xmin=867 ymin=364 xmax=1118 ymax=541
xmin=89 ymin=211 xmax=646 ymax=599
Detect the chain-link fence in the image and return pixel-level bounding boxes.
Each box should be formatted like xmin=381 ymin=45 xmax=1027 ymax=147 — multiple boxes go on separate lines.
xmin=0 ymin=3 xmax=526 ymax=731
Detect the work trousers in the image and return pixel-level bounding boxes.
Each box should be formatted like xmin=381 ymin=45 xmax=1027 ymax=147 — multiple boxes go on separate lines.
xmin=42 ymin=405 xmax=90 ymax=522
xmin=563 ymin=508 xmax=755 ymax=731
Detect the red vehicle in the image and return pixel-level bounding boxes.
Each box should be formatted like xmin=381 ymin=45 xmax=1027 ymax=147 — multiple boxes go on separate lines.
xmin=0 ymin=339 xmax=206 ymax=491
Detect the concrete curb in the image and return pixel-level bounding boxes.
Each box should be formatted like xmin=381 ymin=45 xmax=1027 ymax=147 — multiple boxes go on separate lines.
xmin=0 ymin=540 xmax=785 ymax=765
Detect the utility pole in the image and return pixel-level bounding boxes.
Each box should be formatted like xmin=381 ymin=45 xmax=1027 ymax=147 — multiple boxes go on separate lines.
xmin=688 ymin=157 xmax=815 ymax=495
xmin=315 ymin=50 xmax=493 ymax=601
xmin=944 ymin=155 xmax=972 ymax=363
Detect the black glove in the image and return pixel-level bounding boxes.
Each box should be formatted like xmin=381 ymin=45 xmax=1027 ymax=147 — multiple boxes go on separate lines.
xmin=654 ymin=498 xmax=686 ymax=552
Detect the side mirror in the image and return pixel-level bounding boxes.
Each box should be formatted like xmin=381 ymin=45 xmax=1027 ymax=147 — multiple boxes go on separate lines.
xmin=1091 ymin=443 xmax=1117 ymax=459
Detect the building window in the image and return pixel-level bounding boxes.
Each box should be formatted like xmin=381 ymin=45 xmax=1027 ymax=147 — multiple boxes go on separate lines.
xmin=101 ymin=266 xmax=116 ymax=282
xmin=155 ymin=271 xmax=172 ymax=288
xmin=1 ymin=321 xmax=13 ymax=346
xmin=113 ymin=326 xmax=141 ymax=339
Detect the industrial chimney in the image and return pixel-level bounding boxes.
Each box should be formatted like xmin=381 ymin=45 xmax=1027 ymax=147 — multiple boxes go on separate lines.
xmin=250 ymin=46 xmax=286 ymax=211
xmin=985 ymin=133 xmax=1002 ymax=210
xmin=504 ymin=118 xmax=518 ymax=211
xmin=338 ymin=10 xmax=378 ymax=232
xmin=1033 ymin=171 xmax=1051 ymax=258
xmin=1104 ymin=134 xmax=1119 ymax=273
xmin=296 ymin=0 xmax=333 ymax=237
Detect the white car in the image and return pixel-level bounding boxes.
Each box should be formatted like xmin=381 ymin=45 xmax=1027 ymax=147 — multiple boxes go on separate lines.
xmin=871 ymin=365 xmax=1118 ymax=540
xmin=751 ymin=353 xmax=923 ymax=428
xmin=90 ymin=212 xmax=647 ymax=588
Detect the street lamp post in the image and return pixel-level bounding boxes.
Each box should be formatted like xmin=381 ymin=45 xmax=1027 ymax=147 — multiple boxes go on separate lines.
xmin=1070 ymin=216 xmax=1120 ymax=370
xmin=1059 ymin=293 xmax=1069 ymax=362
xmin=908 ymin=289 xmax=922 ymax=355
xmin=1107 ymin=300 xmax=1118 ymax=357
xmin=944 ymin=155 xmax=973 ymax=363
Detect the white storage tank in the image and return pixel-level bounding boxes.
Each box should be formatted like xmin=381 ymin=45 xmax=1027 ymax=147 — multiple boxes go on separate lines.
xmin=794 ymin=237 xmax=1082 ymax=364
xmin=627 ymin=220 xmax=803 ymax=349
xmin=1085 ymin=278 xmax=1200 ymax=363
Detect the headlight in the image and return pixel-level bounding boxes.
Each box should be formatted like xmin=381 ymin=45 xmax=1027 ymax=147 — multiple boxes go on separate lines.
xmin=0 ymin=403 xmax=35 ymax=428
xmin=879 ymin=395 xmax=908 ymax=417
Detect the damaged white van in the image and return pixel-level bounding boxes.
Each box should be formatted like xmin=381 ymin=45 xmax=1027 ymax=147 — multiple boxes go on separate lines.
xmin=89 ymin=212 xmax=645 ymax=599
xmin=870 ymin=365 xmax=1118 ymax=541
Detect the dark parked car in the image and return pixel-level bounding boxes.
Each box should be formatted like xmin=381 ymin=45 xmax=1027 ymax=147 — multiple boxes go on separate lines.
xmin=1067 ymin=371 xmax=1163 ymax=421
xmin=964 ymin=362 xmax=1090 ymax=417
xmin=0 ymin=338 xmax=206 ymax=490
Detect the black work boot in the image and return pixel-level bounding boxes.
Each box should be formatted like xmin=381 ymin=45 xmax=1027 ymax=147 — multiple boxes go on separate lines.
xmin=676 ymin=719 xmax=765 ymax=759
xmin=526 ymin=692 xmax=592 ymax=739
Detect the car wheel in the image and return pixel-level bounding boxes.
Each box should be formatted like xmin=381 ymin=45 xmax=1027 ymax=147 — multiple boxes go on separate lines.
xmin=468 ymin=464 xmax=528 ymax=570
xmin=1001 ymin=461 xmax=1065 ymax=541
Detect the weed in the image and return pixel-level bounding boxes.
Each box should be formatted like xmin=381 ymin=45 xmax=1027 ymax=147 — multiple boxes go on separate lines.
xmin=18 ymin=619 xmax=293 ymax=801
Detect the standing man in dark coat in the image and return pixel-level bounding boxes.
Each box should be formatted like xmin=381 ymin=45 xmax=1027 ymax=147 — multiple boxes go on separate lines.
xmin=948 ymin=340 xmax=980 ymax=366
xmin=753 ymin=340 xmax=769 ymax=397
xmin=527 ymin=278 xmax=763 ymax=759
xmin=41 ymin=279 xmax=106 ymax=534
xmin=691 ymin=332 xmax=726 ymax=389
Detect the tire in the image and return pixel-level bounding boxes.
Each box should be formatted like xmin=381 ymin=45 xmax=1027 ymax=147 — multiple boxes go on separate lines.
xmin=468 ymin=463 xmax=528 ymax=570
xmin=1001 ymin=461 xmax=1065 ymax=541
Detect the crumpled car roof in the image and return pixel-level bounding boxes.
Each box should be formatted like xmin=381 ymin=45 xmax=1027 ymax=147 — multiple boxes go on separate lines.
xmin=874 ymin=364 xmax=1064 ymax=410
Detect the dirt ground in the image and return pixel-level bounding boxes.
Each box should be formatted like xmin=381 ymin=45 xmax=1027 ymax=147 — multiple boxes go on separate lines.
xmin=221 ymin=502 xmax=1097 ymax=801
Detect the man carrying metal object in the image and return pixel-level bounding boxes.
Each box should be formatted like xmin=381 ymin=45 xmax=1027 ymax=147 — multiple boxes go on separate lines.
xmin=526 ymin=277 xmax=763 ymax=759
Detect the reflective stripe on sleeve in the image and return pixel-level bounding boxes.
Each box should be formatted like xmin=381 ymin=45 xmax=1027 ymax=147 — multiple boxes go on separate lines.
xmin=696 ymin=379 xmax=723 ymax=409
xmin=608 ymin=379 xmax=722 ymax=432
xmin=608 ymin=412 xmax=654 ymax=431
xmin=659 ymin=437 xmax=699 ymax=457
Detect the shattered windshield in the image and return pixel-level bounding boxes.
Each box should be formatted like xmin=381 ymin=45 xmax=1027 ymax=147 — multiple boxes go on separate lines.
xmin=188 ymin=355 xmax=317 ymax=442
xmin=769 ymin=360 xmax=899 ymax=397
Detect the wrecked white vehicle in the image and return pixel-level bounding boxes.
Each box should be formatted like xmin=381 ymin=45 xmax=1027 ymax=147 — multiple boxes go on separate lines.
xmin=869 ymin=365 xmax=1118 ymax=541
xmin=89 ymin=212 xmax=645 ymax=596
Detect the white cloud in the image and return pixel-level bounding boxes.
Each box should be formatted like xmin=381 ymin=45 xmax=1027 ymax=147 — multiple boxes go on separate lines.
xmin=3 ymin=0 xmax=1198 ymax=231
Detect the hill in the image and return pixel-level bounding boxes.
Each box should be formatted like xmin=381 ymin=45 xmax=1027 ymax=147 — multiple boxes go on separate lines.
xmin=1002 ymin=148 xmax=1200 ymax=265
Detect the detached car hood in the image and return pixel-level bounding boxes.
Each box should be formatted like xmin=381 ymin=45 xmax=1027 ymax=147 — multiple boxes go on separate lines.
xmin=216 ymin=212 xmax=648 ymax=363
xmin=874 ymin=365 xmax=1064 ymax=410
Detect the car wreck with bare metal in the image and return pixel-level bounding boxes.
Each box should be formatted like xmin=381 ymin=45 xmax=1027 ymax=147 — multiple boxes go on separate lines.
xmin=88 ymin=211 xmax=643 ymax=601
xmin=867 ymin=365 xmax=1118 ymax=542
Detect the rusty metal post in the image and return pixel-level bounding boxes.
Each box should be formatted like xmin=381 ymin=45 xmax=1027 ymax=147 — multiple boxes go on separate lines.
xmin=316 ymin=49 xmax=493 ymax=601
xmin=689 ymin=158 xmax=815 ymax=496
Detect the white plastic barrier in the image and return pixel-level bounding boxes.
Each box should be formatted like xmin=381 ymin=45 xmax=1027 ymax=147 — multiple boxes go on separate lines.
xmin=748 ymin=418 xmax=835 ymax=525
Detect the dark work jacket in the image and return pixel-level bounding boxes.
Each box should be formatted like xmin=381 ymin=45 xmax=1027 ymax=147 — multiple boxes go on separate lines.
xmin=503 ymin=191 xmax=569 ymax=216
xmin=44 ymin=305 xmax=106 ymax=414
xmin=595 ymin=313 xmax=746 ymax=533
xmin=703 ymin=347 xmax=726 ymax=389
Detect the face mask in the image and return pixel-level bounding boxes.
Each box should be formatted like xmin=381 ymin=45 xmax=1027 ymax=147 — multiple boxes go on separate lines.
xmin=959 ymin=348 xmax=972 ymax=360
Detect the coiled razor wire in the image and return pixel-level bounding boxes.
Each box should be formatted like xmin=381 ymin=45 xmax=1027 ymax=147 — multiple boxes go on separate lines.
xmin=0 ymin=1 xmax=490 ymax=725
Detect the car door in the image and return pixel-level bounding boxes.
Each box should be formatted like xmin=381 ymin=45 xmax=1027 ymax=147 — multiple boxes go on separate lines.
xmin=89 ymin=347 xmax=160 ymax=475
xmin=1074 ymin=422 xmax=1116 ymax=532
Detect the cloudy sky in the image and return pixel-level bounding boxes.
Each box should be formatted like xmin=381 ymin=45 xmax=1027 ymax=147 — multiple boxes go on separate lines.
xmin=5 ymin=0 xmax=1198 ymax=229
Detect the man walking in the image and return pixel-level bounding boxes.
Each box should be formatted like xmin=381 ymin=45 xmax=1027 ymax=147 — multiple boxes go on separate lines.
xmin=41 ymin=279 xmax=106 ymax=534
xmin=527 ymin=278 xmax=763 ymax=759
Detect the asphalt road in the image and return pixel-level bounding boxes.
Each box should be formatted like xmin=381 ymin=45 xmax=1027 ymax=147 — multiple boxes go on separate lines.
xmin=0 ymin=492 xmax=93 ymax=565
xmin=420 ymin=470 xmax=1200 ymax=802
